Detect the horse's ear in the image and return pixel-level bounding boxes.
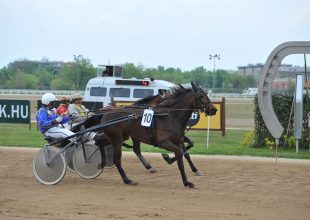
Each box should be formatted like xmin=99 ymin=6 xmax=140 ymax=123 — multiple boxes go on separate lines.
xmin=191 ymin=81 xmax=198 ymax=93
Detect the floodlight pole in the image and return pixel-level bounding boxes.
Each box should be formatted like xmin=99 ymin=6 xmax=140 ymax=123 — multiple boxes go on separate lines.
xmin=74 ymin=54 xmax=83 ymax=91
xmin=209 ymin=54 xmax=220 ymax=92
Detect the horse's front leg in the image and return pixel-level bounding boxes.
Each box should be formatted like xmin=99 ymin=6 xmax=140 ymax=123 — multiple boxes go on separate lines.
xmin=182 ymin=136 xmax=204 ymax=175
xmin=162 ymin=152 xmax=203 ymax=175
xmin=158 ymin=140 xmax=195 ymax=188
xmin=113 ymin=142 xmax=138 ymax=185
xmin=183 ymin=152 xmax=204 ymax=176
xmin=161 ymin=153 xmax=177 ymax=164
xmin=177 ymin=156 xmax=195 ymax=188
xmin=161 ymin=135 xmax=193 ymax=165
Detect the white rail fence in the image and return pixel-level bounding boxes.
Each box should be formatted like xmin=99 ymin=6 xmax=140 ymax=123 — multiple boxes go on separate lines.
xmin=211 ymin=93 xmax=255 ymax=100
xmin=0 ymin=89 xmax=255 ymax=100
xmin=0 ymin=89 xmax=84 ymax=96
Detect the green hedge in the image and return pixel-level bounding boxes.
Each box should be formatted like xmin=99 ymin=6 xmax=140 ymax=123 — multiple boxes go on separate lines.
xmin=254 ymin=94 xmax=310 ymax=148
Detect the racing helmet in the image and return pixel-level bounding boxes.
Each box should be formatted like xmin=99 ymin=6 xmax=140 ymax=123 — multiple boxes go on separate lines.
xmin=42 ymin=93 xmax=57 ymax=105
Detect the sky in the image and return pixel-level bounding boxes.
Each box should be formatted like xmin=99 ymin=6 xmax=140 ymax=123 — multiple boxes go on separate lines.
xmin=0 ymin=0 xmax=309 ymax=71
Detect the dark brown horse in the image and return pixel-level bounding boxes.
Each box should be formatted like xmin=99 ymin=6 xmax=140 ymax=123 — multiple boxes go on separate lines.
xmin=97 ymin=82 xmax=217 ymax=188
xmin=126 ymin=93 xmax=203 ymax=176
xmin=72 ymin=93 xmax=200 ymax=175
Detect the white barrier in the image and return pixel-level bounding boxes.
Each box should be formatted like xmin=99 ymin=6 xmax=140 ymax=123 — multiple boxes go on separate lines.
xmin=0 ymin=89 xmax=254 ymax=99
xmin=0 ymin=89 xmax=84 ymax=95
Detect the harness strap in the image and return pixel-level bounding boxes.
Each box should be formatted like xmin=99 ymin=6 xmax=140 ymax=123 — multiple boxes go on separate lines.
xmin=184 ymin=125 xmax=192 ymax=135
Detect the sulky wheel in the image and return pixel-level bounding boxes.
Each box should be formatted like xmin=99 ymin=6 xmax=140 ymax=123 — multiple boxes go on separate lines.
xmin=73 ymin=143 xmax=103 ymax=179
xmin=64 ymin=146 xmax=76 ymax=172
xmin=32 ymin=146 xmax=66 ymax=185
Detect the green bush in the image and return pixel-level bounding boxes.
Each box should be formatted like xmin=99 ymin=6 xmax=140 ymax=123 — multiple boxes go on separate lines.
xmin=253 ymin=94 xmax=310 ymax=148
xmin=242 ymin=131 xmax=255 ymax=146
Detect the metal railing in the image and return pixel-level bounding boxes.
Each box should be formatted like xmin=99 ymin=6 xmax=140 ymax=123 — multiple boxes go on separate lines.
xmin=210 ymin=93 xmax=255 ymax=100
xmin=0 ymin=89 xmax=84 ymax=95
xmin=0 ymin=89 xmax=255 ymax=99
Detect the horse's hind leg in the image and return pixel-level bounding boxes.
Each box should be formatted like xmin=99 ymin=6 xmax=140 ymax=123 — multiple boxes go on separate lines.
xmin=94 ymin=136 xmax=108 ymax=169
xmin=97 ymin=144 xmax=106 ymax=169
xmin=113 ymin=142 xmax=138 ymax=185
xmin=132 ymin=139 xmax=156 ymax=173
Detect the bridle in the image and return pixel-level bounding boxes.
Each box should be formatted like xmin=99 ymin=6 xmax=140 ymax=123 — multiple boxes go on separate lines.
xmin=192 ymin=88 xmax=211 ymax=112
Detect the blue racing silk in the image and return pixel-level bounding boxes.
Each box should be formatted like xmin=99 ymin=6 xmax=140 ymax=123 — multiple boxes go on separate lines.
xmin=36 ymin=106 xmax=71 ymax=134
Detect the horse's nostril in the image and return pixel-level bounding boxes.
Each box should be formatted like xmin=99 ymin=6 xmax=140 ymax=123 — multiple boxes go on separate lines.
xmin=212 ymin=109 xmax=217 ymax=115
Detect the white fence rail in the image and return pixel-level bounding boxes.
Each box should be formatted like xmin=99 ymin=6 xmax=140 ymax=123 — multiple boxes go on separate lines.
xmin=0 ymin=89 xmax=84 ymax=96
xmin=211 ymin=93 xmax=255 ymax=100
xmin=0 ymin=89 xmax=255 ymax=99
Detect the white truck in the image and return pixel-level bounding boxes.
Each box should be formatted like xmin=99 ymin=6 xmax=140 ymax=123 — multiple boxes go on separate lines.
xmin=242 ymin=88 xmax=258 ymax=96
xmin=83 ymin=65 xmax=176 ymax=106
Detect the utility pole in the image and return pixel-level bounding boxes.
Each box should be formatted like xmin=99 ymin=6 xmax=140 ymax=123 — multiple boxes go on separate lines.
xmin=209 ymin=54 xmax=220 ymax=92
xmin=74 ymin=54 xmax=83 ymax=90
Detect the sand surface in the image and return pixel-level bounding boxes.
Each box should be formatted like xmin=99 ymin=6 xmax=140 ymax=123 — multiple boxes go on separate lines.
xmin=1 ymin=147 xmax=310 ymax=220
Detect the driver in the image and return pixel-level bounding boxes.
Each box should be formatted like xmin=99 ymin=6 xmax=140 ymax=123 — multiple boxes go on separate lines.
xmin=68 ymin=93 xmax=89 ymax=123
xmin=36 ymin=93 xmax=74 ymax=140
xmin=68 ymin=93 xmax=96 ymax=140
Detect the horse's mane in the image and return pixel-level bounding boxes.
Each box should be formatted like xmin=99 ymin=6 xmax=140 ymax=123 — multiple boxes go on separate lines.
xmin=133 ymin=94 xmax=160 ymax=106
xmin=158 ymin=85 xmax=192 ymax=107
xmin=171 ymin=84 xmax=191 ymax=96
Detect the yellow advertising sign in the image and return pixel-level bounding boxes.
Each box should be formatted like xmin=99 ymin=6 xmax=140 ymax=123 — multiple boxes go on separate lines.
xmin=192 ymin=103 xmax=222 ymax=130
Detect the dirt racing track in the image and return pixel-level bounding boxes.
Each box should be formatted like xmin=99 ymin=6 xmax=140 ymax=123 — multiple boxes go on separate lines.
xmin=1 ymin=147 xmax=310 ymax=220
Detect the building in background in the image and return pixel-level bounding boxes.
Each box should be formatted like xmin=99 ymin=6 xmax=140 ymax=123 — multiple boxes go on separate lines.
xmin=238 ymin=63 xmax=309 ymax=81
xmin=238 ymin=63 xmax=310 ymax=93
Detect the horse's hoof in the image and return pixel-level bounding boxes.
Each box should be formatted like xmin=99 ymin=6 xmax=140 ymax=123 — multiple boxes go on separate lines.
xmin=125 ymin=180 xmax=138 ymax=186
xmin=149 ymin=167 xmax=157 ymax=173
xmin=162 ymin=154 xmax=169 ymax=160
xmin=185 ymin=182 xmax=195 ymax=188
xmin=195 ymin=170 xmax=205 ymax=176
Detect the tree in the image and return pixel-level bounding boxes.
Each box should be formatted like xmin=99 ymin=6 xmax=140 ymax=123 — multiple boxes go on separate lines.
xmin=123 ymin=63 xmax=143 ymax=78
xmin=0 ymin=67 xmax=11 ymax=88
xmin=23 ymin=73 xmax=39 ymax=89
xmin=189 ymin=67 xmax=208 ymax=87
xmin=0 ymin=60 xmax=257 ymax=92
xmin=34 ymin=68 xmax=53 ymax=89
xmin=51 ymin=65 xmax=76 ymax=90
xmin=76 ymin=58 xmax=96 ymax=90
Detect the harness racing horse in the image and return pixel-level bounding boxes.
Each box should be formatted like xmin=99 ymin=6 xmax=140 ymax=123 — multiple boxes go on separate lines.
xmin=74 ymin=94 xmax=198 ymax=174
xmin=126 ymin=94 xmax=204 ymax=176
xmin=98 ymin=82 xmax=217 ymax=188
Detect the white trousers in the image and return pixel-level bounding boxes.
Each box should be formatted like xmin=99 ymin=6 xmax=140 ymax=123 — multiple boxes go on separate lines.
xmin=70 ymin=123 xmax=96 ymax=140
xmin=45 ymin=127 xmax=75 ymax=140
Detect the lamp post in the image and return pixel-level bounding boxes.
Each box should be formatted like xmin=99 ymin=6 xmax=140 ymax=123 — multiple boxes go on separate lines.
xmin=209 ymin=54 xmax=220 ymax=92
xmin=74 ymin=54 xmax=83 ymax=90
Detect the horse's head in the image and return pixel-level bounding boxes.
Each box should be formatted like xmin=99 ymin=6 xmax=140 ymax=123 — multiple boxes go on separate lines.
xmin=191 ymin=82 xmax=217 ymax=116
